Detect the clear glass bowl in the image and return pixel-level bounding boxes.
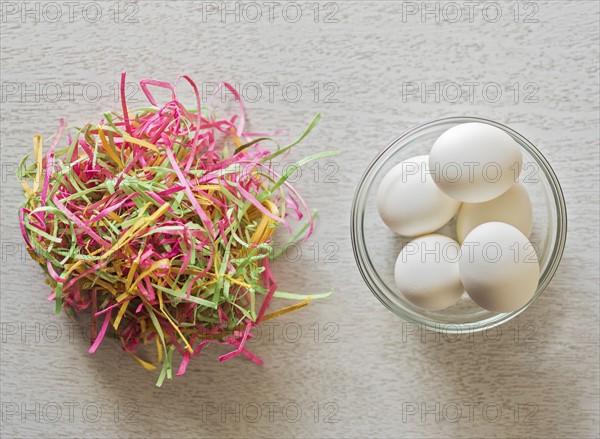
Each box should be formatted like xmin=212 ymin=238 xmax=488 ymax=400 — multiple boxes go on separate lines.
xmin=351 ymin=116 xmax=567 ymax=333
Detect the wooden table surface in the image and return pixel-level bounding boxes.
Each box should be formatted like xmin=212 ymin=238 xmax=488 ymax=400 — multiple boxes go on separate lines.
xmin=1 ymin=1 xmax=598 ymax=438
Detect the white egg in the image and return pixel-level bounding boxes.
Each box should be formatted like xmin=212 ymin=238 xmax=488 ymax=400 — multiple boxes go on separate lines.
xmin=377 ymin=155 xmax=461 ymax=236
xmin=456 ymin=182 xmax=532 ymax=243
xmin=395 ymin=234 xmax=464 ymax=310
xmin=429 ymin=122 xmax=523 ymax=203
xmin=459 ymin=222 xmax=539 ymax=313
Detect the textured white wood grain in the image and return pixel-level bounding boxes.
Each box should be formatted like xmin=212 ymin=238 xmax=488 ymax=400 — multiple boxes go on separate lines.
xmin=1 ymin=1 xmax=599 ymax=438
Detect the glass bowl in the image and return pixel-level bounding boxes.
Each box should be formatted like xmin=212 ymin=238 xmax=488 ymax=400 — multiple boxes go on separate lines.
xmin=351 ymin=116 xmax=567 ymax=333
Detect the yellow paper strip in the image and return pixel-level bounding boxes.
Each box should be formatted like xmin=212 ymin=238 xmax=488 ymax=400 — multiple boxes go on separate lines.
xmin=262 ymin=297 xmax=312 ymax=321
xmin=156 ymin=290 xmax=193 ymax=354
xmin=97 ymin=126 xmax=124 ymax=169
xmin=122 ymin=134 xmax=159 ymax=152
xmin=113 ymin=301 xmax=129 ymax=330
xmin=33 ymin=135 xmax=43 ymax=193
xmin=126 ymin=350 xmax=156 ymax=371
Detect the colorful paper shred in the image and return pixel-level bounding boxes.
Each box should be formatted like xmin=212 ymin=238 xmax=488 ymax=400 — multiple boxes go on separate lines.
xmin=18 ymin=73 xmax=335 ymax=386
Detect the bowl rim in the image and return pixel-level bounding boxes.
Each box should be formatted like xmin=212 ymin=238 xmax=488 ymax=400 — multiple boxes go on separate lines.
xmin=350 ymin=116 xmax=568 ymax=334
